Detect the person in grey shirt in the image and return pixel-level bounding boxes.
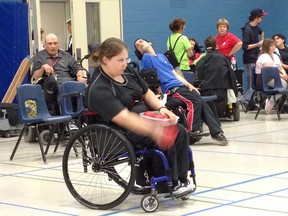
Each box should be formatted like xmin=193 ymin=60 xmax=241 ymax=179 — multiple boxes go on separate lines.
xmin=32 ymin=33 xmax=86 ymax=112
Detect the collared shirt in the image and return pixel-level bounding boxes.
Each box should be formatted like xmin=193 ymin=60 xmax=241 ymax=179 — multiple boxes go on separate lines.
xmin=32 ymin=49 xmax=81 ymax=84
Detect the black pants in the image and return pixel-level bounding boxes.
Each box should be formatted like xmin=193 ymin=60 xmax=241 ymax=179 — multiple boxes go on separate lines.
xmin=166 ymin=86 xmax=222 ymax=136
xmin=41 ymin=76 xmax=77 ymax=115
xmin=125 ymin=123 xmax=189 ymax=185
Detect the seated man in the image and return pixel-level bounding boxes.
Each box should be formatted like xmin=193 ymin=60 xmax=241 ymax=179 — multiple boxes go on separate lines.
xmin=31 ymin=33 xmax=87 ymax=113
xmin=195 ymin=35 xmax=238 ymax=118
xmin=85 ymin=37 xmax=195 ymax=196
xmin=134 ymin=38 xmax=228 ymax=145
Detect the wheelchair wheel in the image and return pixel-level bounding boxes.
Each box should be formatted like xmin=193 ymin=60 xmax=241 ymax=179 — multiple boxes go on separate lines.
xmin=62 ymin=124 xmax=137 ymax=210
xmin=39 ymin=129 xmax=55 ymax=145
xmin=24 ymin=126 xmax=37 ymax=142
xmin=141 ymin=195 xmax=159 ymax=213
xmin=181 ymin=193 xmax=190 ymax=200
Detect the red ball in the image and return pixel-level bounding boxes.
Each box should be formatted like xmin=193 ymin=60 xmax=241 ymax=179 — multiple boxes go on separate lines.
xmin=158 ymin=125 xmax=179 ymax=151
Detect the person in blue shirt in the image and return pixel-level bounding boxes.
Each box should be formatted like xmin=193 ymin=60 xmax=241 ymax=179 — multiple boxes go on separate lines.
xmin=134 ymin=38 xmax=228 ymax=145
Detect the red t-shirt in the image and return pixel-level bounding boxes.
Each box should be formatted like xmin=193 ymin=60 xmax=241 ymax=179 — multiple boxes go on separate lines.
xmin=216 ymin=32 xmax=241 ymax=58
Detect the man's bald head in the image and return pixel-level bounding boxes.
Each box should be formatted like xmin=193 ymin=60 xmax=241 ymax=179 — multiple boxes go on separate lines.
xmin=44 ymin=33 xmax=59 ymax=57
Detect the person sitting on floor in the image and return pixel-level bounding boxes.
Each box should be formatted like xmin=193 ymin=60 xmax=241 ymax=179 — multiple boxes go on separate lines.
xmin=134 ymin=38 xmax=228 ymax=145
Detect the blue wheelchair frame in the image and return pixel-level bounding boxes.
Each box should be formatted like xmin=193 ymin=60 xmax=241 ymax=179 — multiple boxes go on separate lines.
xmin=62 ymin=122 xmax=197 ymax=213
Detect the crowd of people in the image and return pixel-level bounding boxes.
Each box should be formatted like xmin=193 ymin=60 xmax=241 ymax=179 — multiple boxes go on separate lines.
xmin=29 ymin=7 xmax=288 ymax=197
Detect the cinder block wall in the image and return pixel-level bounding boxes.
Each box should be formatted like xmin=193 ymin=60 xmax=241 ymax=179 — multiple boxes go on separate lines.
xmin=123 ymin=0 xmax=288 ymax=74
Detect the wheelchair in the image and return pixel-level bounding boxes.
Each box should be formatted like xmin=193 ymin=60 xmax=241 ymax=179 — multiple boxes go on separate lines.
xmin=139 ymin=67 xmax=213 ymax=145
xmin=183 ymin=71 xmax=241 ymax=122
xmin=62 ymin=122 xmax=197 ymax=212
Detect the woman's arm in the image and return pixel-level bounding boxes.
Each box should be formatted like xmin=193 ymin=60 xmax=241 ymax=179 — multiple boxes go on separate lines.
xmin=279 ymin=66 xmax=288 ymax=80
xmin=111 ymin=107 xmax=175 ymax=148
xmin=228 ymin=41 xmax=243 ymax=57
xmin=142 ymin=89 xmax=178 ymax=123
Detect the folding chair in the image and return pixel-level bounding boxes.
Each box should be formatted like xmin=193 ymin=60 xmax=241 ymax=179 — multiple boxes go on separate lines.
xmin=10 ymin=84 xmax=72 ymax=163
xmin=255 ymin=67 xmax=288 ymax=120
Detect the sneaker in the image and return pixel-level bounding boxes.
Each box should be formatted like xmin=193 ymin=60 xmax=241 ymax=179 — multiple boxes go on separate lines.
xmin=171 ymin=182 xmax=195 ymax=197
xmin=265 ymin=98 xmax=275 ymax=114
xmin=212 ymin=132 xmax=228 ymax=145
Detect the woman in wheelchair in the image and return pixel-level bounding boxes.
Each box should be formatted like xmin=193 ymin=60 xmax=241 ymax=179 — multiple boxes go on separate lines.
xmin=85 ymin=37 xmax=195 ymax=196
xmin=134 ymin=38 xmax=228 ymax=145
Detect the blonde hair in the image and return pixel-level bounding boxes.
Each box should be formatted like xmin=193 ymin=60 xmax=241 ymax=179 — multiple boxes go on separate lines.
xmin=216 ymin=18 xmax=229 ymax=29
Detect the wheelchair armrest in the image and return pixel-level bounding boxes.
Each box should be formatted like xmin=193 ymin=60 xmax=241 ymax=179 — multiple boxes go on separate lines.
xmin=201 ymin=95 xmax=217 ymax=102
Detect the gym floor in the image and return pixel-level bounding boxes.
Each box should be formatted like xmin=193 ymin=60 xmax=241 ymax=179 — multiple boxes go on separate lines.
xmin=1 ymin=109 xmax=288 ymax=216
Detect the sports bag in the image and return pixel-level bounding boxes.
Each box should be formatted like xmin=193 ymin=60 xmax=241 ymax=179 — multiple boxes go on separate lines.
xmin=164 ymin=35 xmax=185 ymax=68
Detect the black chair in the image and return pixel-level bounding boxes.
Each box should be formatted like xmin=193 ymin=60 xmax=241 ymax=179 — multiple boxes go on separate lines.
xmin=255 ymin=67 xmax=288 ymax=120
xmin=10 ymin=84 xmax=72 ymax=163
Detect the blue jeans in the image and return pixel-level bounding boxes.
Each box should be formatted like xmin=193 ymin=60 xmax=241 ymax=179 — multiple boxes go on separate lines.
xmin=245 ymin=63 xmax=256 ymax=91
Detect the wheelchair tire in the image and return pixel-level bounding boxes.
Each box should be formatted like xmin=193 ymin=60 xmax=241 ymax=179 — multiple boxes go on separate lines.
xmin=62 ymin=124 xmax=137 ymax=210
xmin=141 ymin=195 xmax=159 ymax=213
xmin=233 ymin=102 xmax=240 ymax=121
xmin=39 ymin=130 xmax=55 ymax=145
xmin=24 ymin=126 xmax=37 ymax=142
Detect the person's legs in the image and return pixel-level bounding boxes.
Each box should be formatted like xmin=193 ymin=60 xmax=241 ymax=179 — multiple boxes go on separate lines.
xmin=245 ymin=63 xmax=255 ymax=91
xmin=199 ymin=97 xmax=223 ymax=136
xmin=43 ymin=76 xmax=58 ymax=114
xmin=168 ymin=124 xmax=195 ymax=195
xmin=172 ymin=124 xmax=189 ymax=183
xmin=171 ymin=87 xmax=227 ymax=145
xmin=241 ymin=63 xmax=256 ymax=111
xmin=265 ymin=78 xmax=288 ymax=114
xmin=172 ymin=88 xmax=201 ymax=132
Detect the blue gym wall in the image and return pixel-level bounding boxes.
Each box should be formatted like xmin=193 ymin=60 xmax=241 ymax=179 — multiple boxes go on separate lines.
xmin=0 ymin=1 xmax=29 ymax=102
xmin=122 ymin=0 xmax=288 ymax=75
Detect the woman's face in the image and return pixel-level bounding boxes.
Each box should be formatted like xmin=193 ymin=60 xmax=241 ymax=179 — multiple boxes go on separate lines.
xmin=217 ymin=24 xmax=228 ymax=36
xmin=102 ymin=49 xmax=130 ymax=76
xmin=189 ymin=40 xmax=195 ymax=50
xmin=269 ymin=42 xmax=276 ymax=54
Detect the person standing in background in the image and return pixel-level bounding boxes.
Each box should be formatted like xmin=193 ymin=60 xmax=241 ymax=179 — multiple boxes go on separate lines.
xmin=167 ymin=18 xmax=194 ymax=74
xmin=66 ymin=18 xmax=73 ymax=56
xmin=240 ymin=8 xmax=268 ymax=110
xmin=216 ymin=18 xmax=242 ymax=63
xmin=241 ymin=8 xmax=267 ymax=90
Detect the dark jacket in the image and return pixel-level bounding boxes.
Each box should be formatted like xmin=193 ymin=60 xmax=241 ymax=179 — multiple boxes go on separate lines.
xmin=241 ymin=23 xmax=263 ymax=64
xmin=195 ymin=49 xmax=237 ymax=94
xmin=195 ymin=49 xmax=238 ymax=117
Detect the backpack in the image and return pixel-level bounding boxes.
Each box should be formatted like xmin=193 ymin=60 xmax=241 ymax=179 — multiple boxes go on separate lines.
xmin=164 ymin=35 xmax=185 ymax=68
